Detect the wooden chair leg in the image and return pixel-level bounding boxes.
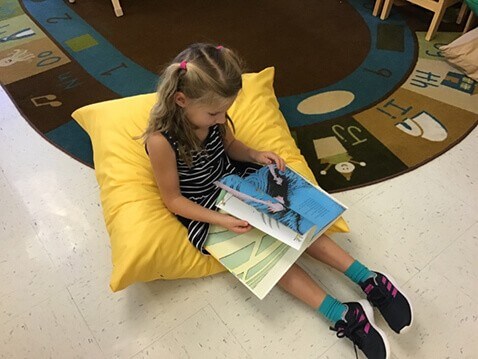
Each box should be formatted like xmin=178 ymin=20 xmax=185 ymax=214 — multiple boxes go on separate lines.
xmin=464 ymin=12 xmax=476 ymax=33
xmin=426 ymin=6 xmax=447 ymax=40
xmin=111 ymin=0 xmax=123 ymax=17
xmin=380 ymin=0 xmax=395 ymax=20
xmin=457 ymin=2 xmax=469 ymax=24
xmin=373 ymin=0 xmax=384 ymax=16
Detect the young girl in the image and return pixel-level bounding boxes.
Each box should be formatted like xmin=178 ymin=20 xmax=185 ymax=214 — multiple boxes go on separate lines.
xmin=143 ymin=43 xmax=412 ymax=359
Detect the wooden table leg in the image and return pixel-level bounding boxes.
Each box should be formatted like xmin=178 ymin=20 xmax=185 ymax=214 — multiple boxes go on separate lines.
xmin=380 ymin=0 xmax=395 ymax=20
xmin=426 ymin=4 xmax=447 ymax=40
xmin=457 ymin=2 xmax=469 ymax=24
xmin=464 ymin=12 xmax=476 ymax=32
xmin=111 ymin=0 xmax=123 ymax=17
xmin=373 ymin=0 xmax=384 ymax=16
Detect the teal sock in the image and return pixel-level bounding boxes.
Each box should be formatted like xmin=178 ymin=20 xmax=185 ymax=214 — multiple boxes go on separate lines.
xmin=344 ymin=260 xmax=374 ymax=284
xmin=316 ymin=295 xmax=347 ymax=323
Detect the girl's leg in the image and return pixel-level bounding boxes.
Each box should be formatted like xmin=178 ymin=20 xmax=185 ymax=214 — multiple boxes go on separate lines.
xmin=305 ymin=233 xmax=355 ymax=272
xmin=306 ymin=234 xmax=373 ymax=283
xmin=278 ymin=263 xmax=390 ymax=359
xmin=278 ymin=262 xmax=327 ymax=308
xmin=278 ymin=263 xmax=348 ymax=325
xmin=306 ymin=234 xmax=413 ymax=334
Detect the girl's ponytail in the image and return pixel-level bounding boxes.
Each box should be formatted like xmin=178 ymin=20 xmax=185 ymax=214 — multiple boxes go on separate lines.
xmin=141 ymin=43 xmax=244 ymax=166
xmin=142 ymin=62 xmax=186 ymax=139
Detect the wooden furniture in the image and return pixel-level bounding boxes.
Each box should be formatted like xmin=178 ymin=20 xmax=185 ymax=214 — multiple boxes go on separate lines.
xmin=373 ymin=0 xmax=386 ymax=16
xmin=457 ymin=1 xmax=477 ymax=32
xmin=68 ymin=0 xmax=123 ymax=17
xmin=375 ymin=0 xmax=462 ymax=40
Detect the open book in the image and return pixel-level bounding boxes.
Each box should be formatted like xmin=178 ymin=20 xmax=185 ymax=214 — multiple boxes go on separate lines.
xmin=204 ymin=165 xmax=347 ymax=299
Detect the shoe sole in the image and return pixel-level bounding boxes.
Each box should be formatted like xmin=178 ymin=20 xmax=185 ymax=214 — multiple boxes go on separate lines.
xmin=377 ymin=272 xmax=414 ymax=334
xmin=357 ymin=299 xmax=391 ymax=359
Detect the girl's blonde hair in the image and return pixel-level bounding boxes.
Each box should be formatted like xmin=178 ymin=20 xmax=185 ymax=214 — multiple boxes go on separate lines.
xmin=142 ymin=43 xmax=244 ymax=166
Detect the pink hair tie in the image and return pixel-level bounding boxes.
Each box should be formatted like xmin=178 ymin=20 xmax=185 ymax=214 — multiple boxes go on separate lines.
xmin=216 ymin=45 xmax=224 ymax=50
xmin=179 ymin=60 xmax=187 ymax=70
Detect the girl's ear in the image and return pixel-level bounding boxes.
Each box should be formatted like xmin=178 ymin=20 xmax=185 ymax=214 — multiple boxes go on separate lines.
xmin=174 ymin=92 xmax=187 ymax=108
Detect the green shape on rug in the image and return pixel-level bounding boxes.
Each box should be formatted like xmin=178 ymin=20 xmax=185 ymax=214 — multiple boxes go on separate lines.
xmin=416 ymin=32 xmax=462 ymax=61
xmin=0 ymin=0 xmax=24 ymax=21
xmin=65 ymin=34 xmax=98 ymax=52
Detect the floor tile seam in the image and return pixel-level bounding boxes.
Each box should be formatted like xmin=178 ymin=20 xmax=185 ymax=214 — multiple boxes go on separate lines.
xmin=0 ymin=155 xmax=97 ymax=198
xmin=30 ymin=216 xmax=109 ymax=250
xmin=404 ymin=260 xmax=473 ymax=302
xmin=126 ymin=303 xmax=211 ymax=359
xmin=350 ymin=192 xmax=459 ymax=226
xmin=60 ymin=263 xmax=112 ymax=289
xmin=0 ymin=169 xmax=47 ymax=247
xmin=349 ymin=196 xmax=475 ymax=247
xmin=423 ymin=219 xmax=477 ymax=268
xmin=339 ymin=203 xmax=460 ymax=285
xmin=316 ymin=338 xmax=345 ymax=359
xmin=339 ymin=181 xmax=388 ymax=207
xmin=66 ymin=287 xmax=107 ymax=358
xmin=439 ymin=273 xmax=473 ymax=301
xmin=27 ymin=191 xmax=104 ymax=234
xmin=406 ymin=221 xmax=477 ymax=300
xmin=0 ymin=199 xmax=60 ymax=270
xmin=0 ymin=230 xmax=61 ymax=301
xmin=0 ymin=285 xmax=66 ymax=327
xmin=417 ymin=163 xmax=478 ymax=210
xmin=0 ymin=168 xmax=35 ymax=225
xmin=19 ymin=216 xmax=68 ymax=271
xmin=349 ymin=200 xmax=424 ymax=236
xmin=400 ymin=220 xmax=477 ymax=290
xmin=350 ymin=160 xmax=475 ymax=213
xmin=0 ymin=167 xmax=17 ymax=194
xmin=26 ymin=184 xmax=101 ymax=221
xmin=0 ymin=181 xmax=100 ymax=225
xmin=206 ymin=302 xmax=253 ymax=359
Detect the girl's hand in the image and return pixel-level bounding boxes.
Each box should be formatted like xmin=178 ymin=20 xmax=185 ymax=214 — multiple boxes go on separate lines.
xmin=218 ymin=214 xmax=252 ymax=234
xmin=252 ymin=151 xmax=286 ymax=172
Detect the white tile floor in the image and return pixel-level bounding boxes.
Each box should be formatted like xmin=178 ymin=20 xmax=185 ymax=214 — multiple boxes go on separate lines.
xmin=0 ymin=85 xmax=477 ymax=359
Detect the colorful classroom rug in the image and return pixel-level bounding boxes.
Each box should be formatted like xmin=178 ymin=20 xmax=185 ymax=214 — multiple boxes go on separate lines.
xmin=1 ymin=0 xmax=477 ymax=192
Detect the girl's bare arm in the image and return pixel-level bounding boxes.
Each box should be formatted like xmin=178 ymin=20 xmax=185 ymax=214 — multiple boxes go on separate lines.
xmin=146 ymin=132 xmax=250 ymax=233
xmin=223 ymin=125 xmax=255 ymax=162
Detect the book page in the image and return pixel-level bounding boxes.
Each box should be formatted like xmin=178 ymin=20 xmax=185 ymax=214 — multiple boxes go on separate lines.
xmin=216 ymin=191 xmax=314 ymax=250
xmin=204 ymin=223 xmax=315 ymax=300
xmin=208 ymin=166 xmax=347 ymax=299
xmin=244 ymin=165 xmax=347 ymax=232
xmin=217 ymin=174 xmax=315 ymax=235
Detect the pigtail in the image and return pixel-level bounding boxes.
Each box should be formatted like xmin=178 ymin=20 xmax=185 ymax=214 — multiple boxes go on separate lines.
xmin=140 ymin=64 xmax=179 ymax=139
xmin=141 ymin=43 xmax=244 ymax=167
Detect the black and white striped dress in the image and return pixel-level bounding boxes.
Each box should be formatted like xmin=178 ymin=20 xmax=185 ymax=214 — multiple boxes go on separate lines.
xmin=157 ymin=124 xmax=260 ymax=254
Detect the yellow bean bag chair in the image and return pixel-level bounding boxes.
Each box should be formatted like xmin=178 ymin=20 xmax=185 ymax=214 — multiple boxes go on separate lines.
xmin=72 ymin=67 xmax=349 ymax=292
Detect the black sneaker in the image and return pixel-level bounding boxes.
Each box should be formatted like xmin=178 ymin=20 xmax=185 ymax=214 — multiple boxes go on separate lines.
xmin=330 ymin=300 xmax=390 ymax=359
xmin=360 ymin=272 xmax=413 ymax=334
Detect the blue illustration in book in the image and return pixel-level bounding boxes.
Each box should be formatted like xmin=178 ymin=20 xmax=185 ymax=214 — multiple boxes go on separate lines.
xmin=216 ymin=165 xmax=346 ymax=235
